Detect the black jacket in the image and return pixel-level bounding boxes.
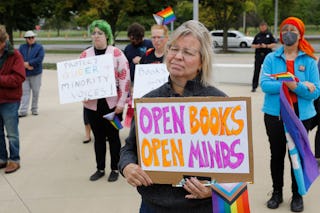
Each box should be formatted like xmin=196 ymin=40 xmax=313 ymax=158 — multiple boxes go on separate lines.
xmin=119 ymin=76 xmax=227 ymax=213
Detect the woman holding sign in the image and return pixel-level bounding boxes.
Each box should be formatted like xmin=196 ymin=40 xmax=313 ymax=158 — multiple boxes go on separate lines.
xmin=119 ymin=20 xmax=227 ymax=212
xmin=81 ymin=20 xmax=130 ymax=182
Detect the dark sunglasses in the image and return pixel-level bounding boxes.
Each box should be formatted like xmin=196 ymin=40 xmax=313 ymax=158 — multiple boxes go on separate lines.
xmin=26 ymin=37 xmax=35 ymax=40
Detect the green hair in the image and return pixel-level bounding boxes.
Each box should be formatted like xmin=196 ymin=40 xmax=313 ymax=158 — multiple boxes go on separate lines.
xmin=90 ymin=20 xmax=114 ymax=45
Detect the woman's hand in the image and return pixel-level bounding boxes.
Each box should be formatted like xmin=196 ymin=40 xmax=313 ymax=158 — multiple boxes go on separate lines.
xmin=284 ymin=81 xmax=298 ymax=91
xmin=114 ymin=106 xmax=124 ymax=114
xmin=183 ymin=177 xmax=212 ymax=199
xmin=123 ymin=163 xmax=153 ymax=187
xmin=133 ymin=56 xmax=141 ymax=65
xmin=304 ymin=81 xmax=316 ymax=93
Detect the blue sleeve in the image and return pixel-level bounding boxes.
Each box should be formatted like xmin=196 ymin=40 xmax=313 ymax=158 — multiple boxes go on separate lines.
xmin=294 ymin=58 xmax=320 ymax=100
xmin=260 ymin=54 xmax=282 ymax=94
xmin=28 ymin=44 xmax=45 ymax=67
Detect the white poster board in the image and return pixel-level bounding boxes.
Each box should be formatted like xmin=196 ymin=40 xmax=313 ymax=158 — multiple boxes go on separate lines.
xmin=133 ymin=64 xmax=169 ymax=99
xmin=57 ymin=54 xmax=116 ymax=104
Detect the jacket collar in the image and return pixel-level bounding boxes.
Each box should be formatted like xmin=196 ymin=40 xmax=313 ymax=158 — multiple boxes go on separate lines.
xmin=274 ymin=46 xmax=306 ymax=59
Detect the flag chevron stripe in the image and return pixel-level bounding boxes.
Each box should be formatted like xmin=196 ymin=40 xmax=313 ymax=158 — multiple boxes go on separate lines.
xmin=211 ymin=183 xmax=251 ymax=212
xmin=154 ymin=6 xmax=176 ymax=25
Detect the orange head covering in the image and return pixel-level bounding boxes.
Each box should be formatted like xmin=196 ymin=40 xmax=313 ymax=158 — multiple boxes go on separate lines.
xmin=279 ymin=17 xmax=316 ymax=59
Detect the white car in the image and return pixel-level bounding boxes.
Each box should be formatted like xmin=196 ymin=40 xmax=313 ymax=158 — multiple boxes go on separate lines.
xmin=210 ymin=30 xmax=254 ymax=48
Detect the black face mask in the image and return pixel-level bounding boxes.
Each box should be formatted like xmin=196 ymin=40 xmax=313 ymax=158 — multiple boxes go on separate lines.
xmin=282 ymin=32 xmax=298 ymax=46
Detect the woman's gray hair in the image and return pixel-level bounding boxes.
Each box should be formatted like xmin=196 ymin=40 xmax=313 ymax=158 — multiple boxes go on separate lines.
xmin=165 ymin=20 xmax=214 ymax=86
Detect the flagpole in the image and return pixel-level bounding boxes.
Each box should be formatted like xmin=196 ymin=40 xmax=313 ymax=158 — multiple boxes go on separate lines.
xmin=193 ymin=0 xmax=199 ymax=21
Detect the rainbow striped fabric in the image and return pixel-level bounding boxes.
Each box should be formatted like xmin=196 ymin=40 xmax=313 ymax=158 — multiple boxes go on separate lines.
xmin=265 ymin=71 xmax=296 ymax=81
xmin=211 ymin=182 xmax=250 ymax=213
xmin=280 ymin=84 xmax=319 ymax=195
xmin=109 ymin=115 xmax=123 ymax=130
xmin=103 ymin=112 xmax=123 ymax=130
xmin=153 ymin=6 xmax=176 ymax=25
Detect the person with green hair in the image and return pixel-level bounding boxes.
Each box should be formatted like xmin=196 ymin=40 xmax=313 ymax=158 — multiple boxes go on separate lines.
xmin=81 ymin=19 xmax=131 ymax=182
xmin=89 ymin=19 xmax=114 ymax=45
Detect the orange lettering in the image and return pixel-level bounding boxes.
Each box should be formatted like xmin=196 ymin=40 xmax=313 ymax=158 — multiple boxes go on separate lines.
xmin=141 ymin=138 xmax=152 ymax=167
xmin=189 ymin=106 xmax=199 ymax=134
xmin=170 ymin=138 xmax=184 ymax=166
xmin=231 ymin=105 xmax=244 ymax=135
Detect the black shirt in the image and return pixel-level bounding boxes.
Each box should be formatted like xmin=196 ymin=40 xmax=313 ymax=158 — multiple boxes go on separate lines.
xmin=252 ymin=31 xmax=276 ymax=55
xmin=140 ymin=48 xmax=164 ymax=64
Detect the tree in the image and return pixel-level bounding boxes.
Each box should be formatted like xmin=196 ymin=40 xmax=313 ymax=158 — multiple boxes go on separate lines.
xmin=0 ymin=1 xmax=39 ymax=44
xmin=73 ymin=0 xmax=178 ymax=42
xmin=200 ymin=0 xmax=247 ymax=51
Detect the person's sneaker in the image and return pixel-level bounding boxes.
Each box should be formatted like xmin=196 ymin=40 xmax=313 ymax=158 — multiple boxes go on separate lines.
xmin=18 ymin=113 xmax=27 ymax=118
xmin=0 ymin=162 xmax=7 ymax=169
xmin=89 ymin=170 xmax=105 ymax=181
xmin=32 ymin=111 xmax=38 ymax=116
xmin=5 ymin=161 xmax=20 ymax=173
xmin=107 ymin=170 xmax=119 ymax=182
xmin=267 ymin=190 xmax=283 ymax=209
xmin=251 ymin=88 xmax=256 ymax=92
xmin=290 ymin=194 xmax=303 ymax=212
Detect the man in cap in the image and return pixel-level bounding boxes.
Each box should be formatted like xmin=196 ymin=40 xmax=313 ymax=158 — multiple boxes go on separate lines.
xmin=18 ymin=30 xmax=45 ymax=117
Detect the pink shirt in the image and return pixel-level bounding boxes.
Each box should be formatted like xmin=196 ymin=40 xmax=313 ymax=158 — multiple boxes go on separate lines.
xmin=80 ymin=46 xmax=130 ymax=111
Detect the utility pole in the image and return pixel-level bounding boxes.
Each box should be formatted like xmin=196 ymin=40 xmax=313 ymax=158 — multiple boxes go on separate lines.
xmin=274 ymin=0 xmax=278 ymax=40
xmin=193 ymin=0 xmax=199 ymax=21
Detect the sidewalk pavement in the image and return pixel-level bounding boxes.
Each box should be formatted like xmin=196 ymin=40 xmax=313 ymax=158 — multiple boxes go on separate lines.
xmin=1 ymin=54 xmax=319 ymax=213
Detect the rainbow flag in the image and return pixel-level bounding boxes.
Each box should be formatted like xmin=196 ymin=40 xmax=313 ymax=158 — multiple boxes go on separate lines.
xmin=153 ymin=6 xmax=176 ymax=25
xmin=211 ymin=182 xmax=250 ymax=213
xmin=103 ymin=112 xmax=123 ymax=130
xmin=280 ymin=84 xmax=319 ymax=195
xmin=265 ymin=71 xmax=296 ymax=81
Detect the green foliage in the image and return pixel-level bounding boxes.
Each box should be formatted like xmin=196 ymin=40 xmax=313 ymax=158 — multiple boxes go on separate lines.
xmin=2 ymin=0 xmax=319 ymax=46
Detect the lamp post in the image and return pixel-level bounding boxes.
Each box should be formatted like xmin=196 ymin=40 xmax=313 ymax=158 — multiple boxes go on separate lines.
xmin=193 ymin=0 xmax=199 ymax=21
xmin=274 ymin=0 xmax=278 ymax=40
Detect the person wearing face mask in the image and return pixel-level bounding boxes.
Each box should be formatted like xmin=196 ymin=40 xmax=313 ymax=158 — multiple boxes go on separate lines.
xmin=260 ymin=17 xmax=319 ymax=212
xmin=119 ymin=20 xmax=227 ymax=213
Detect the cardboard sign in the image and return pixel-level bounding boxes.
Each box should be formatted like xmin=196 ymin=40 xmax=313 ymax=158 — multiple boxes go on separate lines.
xmin=133 ymin=64 xmax=169 ymax=99
xmin=134 ymin=97 xmax=253 ymax=184
xmin=57 ymin=54 xmax=116 ymax=104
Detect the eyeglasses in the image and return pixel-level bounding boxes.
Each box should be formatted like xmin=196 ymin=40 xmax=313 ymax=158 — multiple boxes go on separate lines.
xmin=26 ymin=37 xmax=34 ymax=40
xmin=91 ymin=31 xmax=105 ymax=36
xmin=151 ymin=36 xmax=165 ymax=40
xmin=167 ymin=46 xmax=200 ymax=58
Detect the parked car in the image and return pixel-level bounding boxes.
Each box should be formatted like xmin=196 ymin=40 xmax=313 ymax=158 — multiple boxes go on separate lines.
xmin=210 ymin=30 xmax=254 ymax=48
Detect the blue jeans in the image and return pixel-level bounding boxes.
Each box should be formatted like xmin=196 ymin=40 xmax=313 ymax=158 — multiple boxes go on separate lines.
xmin=0 ymin=102 xmax=20 ymax=163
